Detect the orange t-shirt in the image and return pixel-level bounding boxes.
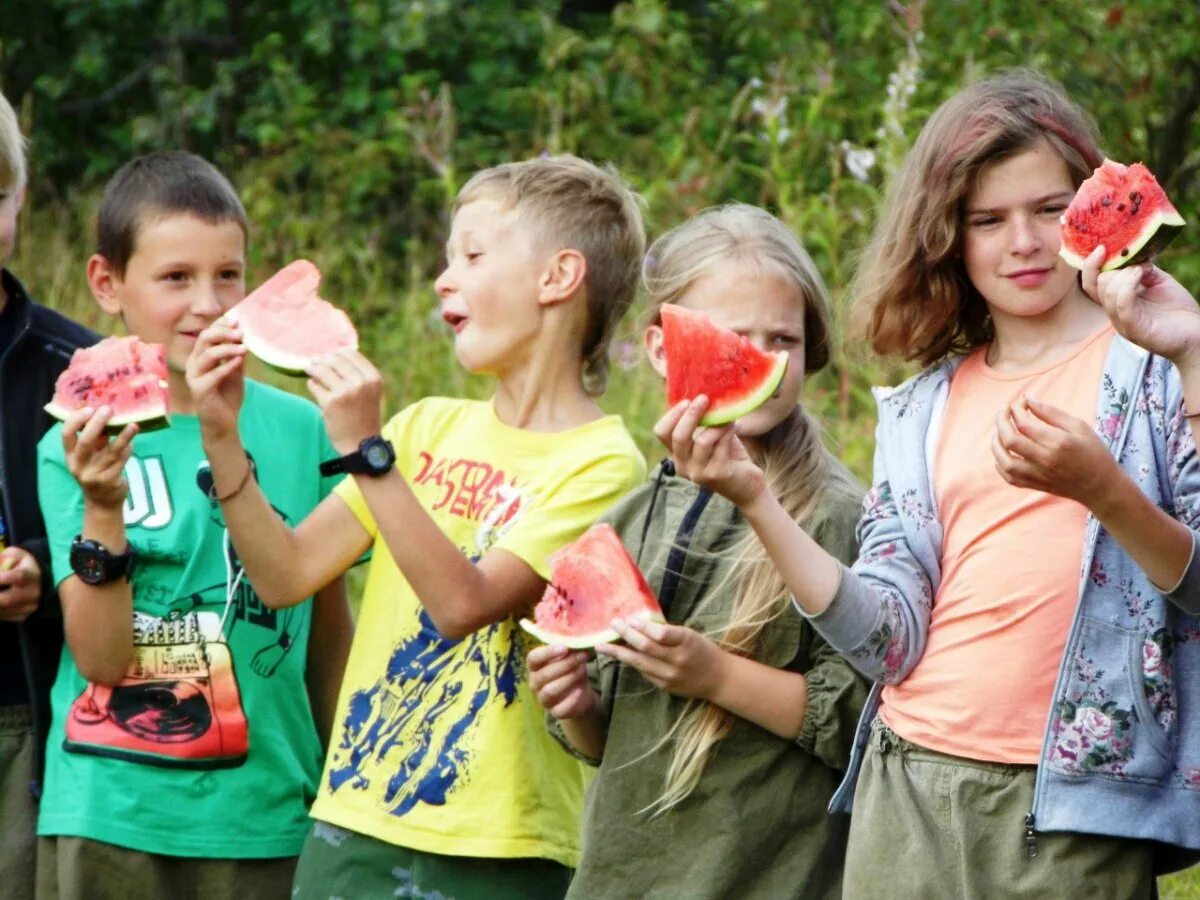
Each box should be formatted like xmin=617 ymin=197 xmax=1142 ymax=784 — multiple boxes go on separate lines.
xmin=879 ymin=325 xmax=1115 ymax=763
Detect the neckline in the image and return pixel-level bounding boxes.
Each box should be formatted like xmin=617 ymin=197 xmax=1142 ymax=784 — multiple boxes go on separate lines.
xmin=974 ymin=324 xmax=1115 ymax=382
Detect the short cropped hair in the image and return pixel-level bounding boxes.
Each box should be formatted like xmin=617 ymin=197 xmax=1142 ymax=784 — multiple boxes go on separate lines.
xmin=0 ymin=90 xmax=27 ymax=192
xmin=455 ymin=154 xmax=646 ymax=396
xmin=98 ymin=151 xmax=248 ymax=277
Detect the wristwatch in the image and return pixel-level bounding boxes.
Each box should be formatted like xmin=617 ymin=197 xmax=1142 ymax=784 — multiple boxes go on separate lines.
xmin=69 ymin=536 xmax=136 ymax=586
xmin=319 ymin=435 xmax=397 ymax=477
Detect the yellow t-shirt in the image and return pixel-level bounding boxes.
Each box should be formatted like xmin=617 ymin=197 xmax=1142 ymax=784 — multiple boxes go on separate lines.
xmin=310 ymin=397 xmax=646 ymax=866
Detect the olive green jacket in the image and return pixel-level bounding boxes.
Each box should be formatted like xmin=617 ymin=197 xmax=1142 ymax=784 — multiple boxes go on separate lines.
xmin=556 ymin=461 xmax=868 ymax=900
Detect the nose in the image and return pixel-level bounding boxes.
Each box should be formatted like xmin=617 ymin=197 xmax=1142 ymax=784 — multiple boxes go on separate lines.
xmin=1010 ymin=216 xmax=1043 ymax=256
xmin=191 ymin=279 xmax=224 ymax=316
xmin=434 ymin=265 xmax=454 ymax=299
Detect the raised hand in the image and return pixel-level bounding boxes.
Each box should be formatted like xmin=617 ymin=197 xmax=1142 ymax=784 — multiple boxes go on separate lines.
xmin=1081 ymin=245 xmax=1200 ymax=367
xmin=306 ymin=348 xmax=384 ymax=453
xmin=654 ymin=397 xmax=767 ymax=508
xmin=62 ymin=407 xmax=137 ymax=511
xmin=992 ymin=395 xmax=1118 ymax=509
xmin=596 ymin=617 xmax=728 ymax=701
xmin=0 ymin=547 xmax=43 ymax=623
xmin=527 ymin=644 xmax=598 ymax=719
xmin=187 ymin=318 xmax=247 ymax=438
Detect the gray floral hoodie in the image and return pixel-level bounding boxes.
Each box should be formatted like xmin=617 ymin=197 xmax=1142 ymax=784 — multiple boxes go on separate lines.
xmin=804 ymin=334 xmax=1200 ymax=851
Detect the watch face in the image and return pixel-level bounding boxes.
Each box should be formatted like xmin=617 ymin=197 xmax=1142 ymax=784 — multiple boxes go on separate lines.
xmin=364 ymin=442 xmax=392 ymax=469
xmin=76 ymin=551 xmax=106 ymax=584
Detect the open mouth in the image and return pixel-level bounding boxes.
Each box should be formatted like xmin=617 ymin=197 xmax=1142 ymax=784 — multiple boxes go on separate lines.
xmin=441 ymin=311 xmax=469 ymax=334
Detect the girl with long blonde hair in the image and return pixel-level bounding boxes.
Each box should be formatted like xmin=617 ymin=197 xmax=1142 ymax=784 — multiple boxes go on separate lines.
xmin=528 ymin=203 xmax=867 ymax=900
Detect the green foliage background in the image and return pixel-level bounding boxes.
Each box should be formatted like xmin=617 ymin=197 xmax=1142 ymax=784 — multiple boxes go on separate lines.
xmin=4 ymin=2 xmax=1200 ymax=889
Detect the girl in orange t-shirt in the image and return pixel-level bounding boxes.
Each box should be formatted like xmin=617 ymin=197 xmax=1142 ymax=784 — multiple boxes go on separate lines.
xmin=652 ymin=71 xmax=1200 ymax=898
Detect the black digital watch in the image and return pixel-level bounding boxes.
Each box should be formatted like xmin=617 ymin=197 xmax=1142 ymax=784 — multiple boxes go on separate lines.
xmin=319 ymin=435 xmax=397 ymax=478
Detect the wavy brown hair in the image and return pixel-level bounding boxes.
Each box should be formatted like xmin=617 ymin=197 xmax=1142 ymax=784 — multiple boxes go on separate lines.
xmin=641 ymin=204 xmax=861 ymax=813
xmin=852 ymin=70 xmax=1103 ymax=366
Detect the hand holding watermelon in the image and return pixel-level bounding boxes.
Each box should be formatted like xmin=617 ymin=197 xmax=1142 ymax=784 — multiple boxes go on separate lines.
xmin=595 ymin=617 xmax=727 ymax=702
xmin=60 ymin=406 xmax=139 ymax=512
xmin=1081 ymin=248 xmax=1200 ymax=371
xmin=305 ymin=348 xmax=385 ymax=454
xmin=187 ymin=318 xmax=248 ymax=440
xmin=654 ymin=396 xmax=767 ymax=509
xmin=527 ymin=645 xmax=598 ymax=720
xmin=0 ymin=547 xmax=42 ymax=623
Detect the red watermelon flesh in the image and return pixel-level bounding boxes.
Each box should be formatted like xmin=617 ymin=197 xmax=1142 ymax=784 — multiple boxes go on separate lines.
xmin=1060 ymin=160 xmax=1185 ymax=272
xmin=229 ymin=259 xmax=358 ymax=375
xmin=45 ymin=336 xmax=170 ymax=431
xmin=660 ymin=303 xmax=789 ymax=426
xmin=519 ymin=524 xmax=665 ymax=649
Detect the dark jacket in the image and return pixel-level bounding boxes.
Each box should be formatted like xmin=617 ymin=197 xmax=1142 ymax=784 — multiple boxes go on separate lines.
xmin=0 ymin=268 xmax=98 ymax=792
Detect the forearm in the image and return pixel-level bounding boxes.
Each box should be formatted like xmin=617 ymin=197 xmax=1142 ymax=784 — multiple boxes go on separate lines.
xmin=556 ymin=705 xmax=608 ymax=761
xmin=63 ymin=504 xmax=133 ymax=684
xmin=355 ymin=470 xmax=508 ymax=637
xmin=306 ymin=578 xmax=354 ymax=749
xmin=1090 ymin=470 xmax=1194 ymax=590
xmin=202 ymin=432 xmax=317 ymax=607
xmin=707 ymin=651 xmax=808 ymax=740
xmin=741 ymin=490 xmax=842 ymax=617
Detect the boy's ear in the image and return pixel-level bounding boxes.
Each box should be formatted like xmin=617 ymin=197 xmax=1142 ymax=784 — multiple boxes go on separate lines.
xmin=643 ymin=323 xmax=667 ymax=378
xmin=86 ymin=254 xmax=123 ymax=316
xmin=537 ymin=249 xmax=588 ymax=307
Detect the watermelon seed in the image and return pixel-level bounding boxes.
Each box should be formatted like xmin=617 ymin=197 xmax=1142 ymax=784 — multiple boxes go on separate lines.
xmin=1117 ymin=203 xmax=1125 ymax=212
xmin=1101 ymin=196 xmax=1112 ymax=207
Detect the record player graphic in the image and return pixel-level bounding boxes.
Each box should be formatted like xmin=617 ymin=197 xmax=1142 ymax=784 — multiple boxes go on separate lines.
xmin=64 ymin=611 xmax=248 ymax=769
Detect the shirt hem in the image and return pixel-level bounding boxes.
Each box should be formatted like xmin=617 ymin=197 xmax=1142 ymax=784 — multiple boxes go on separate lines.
xmin=37 ymin=816 xmax=308 ymax=859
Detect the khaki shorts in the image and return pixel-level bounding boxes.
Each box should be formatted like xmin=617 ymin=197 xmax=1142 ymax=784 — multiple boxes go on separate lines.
xmin=35 ymin=836 xmax=296 ymax=900
xmin=0 ymin=705 xmax=36 ymax=900
xmin=844 ymin=718 xmax=1155 ymax=900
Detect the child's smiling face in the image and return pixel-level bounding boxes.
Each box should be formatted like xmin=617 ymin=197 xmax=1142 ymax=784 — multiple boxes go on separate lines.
xmin=434 ymin=197 xmax=546 ymax=377
xmin=90 ymin=212 xmax=246 ymax=376
xmin=646 ymin=257 xmax=808 ymax=440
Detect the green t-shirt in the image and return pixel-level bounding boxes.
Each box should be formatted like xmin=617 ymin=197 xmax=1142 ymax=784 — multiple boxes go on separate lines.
xmin=35 ymin=380 xmax=340 ymax=858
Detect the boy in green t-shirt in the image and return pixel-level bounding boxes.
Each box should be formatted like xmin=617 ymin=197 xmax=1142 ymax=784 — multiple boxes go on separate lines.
xmin=188 ymin=155 xmax=647 ymax=898
xmin=35 ymin=152 xmax=353 ymax=899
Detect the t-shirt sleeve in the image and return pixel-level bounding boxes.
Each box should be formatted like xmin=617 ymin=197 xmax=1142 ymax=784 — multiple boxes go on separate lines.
xmin=36 ymin=424 xmax=87 ymax=589
xmin=332 ymin=404 xmax=423 ymax=539
xmin=492 ymin=451 xmax=644 ymax=581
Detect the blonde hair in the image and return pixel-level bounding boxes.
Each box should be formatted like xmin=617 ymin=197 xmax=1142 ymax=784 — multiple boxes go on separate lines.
xmin=852 ymin=69 xmax=1103 ymax=366
xmin=0 ymin=89 xmax=27 ymax=192
xmin=642 ymin=204 xmax=861 ymax=812
xmin=455 ymin=154 xmax=646 ymax=395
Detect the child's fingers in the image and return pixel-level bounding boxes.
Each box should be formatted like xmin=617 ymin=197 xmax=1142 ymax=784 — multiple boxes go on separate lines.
xmin=610 ymin=617 xmax=668 ymax=657
xmin=307 ymin=378 xmax=334 ymax=408
xmin=653 ymin=400 xmax=690 ymax=448
xmin=1079 ymin=245 xmax=1105 ymax=300
xmin=527 ymin=648 xmax=588 ymax=687
xmin=668 ymin=396 xmax=709 ymax=460
xmin=994 ymin=407 xmax=1043 ymax=464
xmin=107 ymin=422 xmax=140 ymax=456
xmin=538 ymin=670 xmax=590 ymax=710
xmin=549 ymin=685 xmax=593 ymax=720
xmin=76 ymin=407 xmax=114 ymax=449
xmin=1020 ymin=396 xmax=1082 ymax=434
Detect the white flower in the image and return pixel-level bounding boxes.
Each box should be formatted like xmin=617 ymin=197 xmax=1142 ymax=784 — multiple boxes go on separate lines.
xmin=1144 ymin=640 xmax=1163 ymax=677
xmin=1076 ymin=707 xmax=1115 ymax=741
xmin=841 ymin=141 xmax=876 ymax=182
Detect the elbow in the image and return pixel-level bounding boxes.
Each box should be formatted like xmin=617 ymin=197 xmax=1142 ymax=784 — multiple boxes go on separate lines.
xmin=429 ymin=610 xmax=476 ymax=641
xmin=78 ymin=653 xmax=133 ymax=687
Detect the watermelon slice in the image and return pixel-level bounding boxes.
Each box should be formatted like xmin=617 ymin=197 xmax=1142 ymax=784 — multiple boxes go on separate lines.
xmin=228 ymin=259 xmax=359 ymax=375
xmin=1060 ymin=160 xmax=1185 ymax=272
xmin=519 ymin=523 xmax=665 ymax=648
xmin=660 ymin=304 xmax=788 ymax=426
xmin=45 ymin=336 xmax=170 ymax=432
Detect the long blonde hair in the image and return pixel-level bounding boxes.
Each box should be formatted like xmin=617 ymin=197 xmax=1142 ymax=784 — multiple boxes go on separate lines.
xmin=851 ymin=69 xmax=1102 ymax=366
xmin=642 ymin=204 xmax=860 ymax=812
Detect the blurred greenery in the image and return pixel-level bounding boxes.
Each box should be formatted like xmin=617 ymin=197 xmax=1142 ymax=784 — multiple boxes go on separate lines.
xmin=5 ymin=1 xmax=1200 ymax=889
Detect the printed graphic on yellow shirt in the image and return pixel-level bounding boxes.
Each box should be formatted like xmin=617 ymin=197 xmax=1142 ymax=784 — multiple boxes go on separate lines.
xmin=327 ymin=453 xmax=530 ymax=818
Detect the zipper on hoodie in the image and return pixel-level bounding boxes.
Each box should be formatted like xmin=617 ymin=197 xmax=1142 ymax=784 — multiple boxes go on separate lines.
xmin=1025 ymin=349 xmax=1150 ymax=859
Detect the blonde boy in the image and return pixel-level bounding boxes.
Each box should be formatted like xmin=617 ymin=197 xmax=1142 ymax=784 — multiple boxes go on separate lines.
xmin=0 ymin=91 xmax=97 ymax=900
xmin=189 ymin=155 xmax=647 ymax=898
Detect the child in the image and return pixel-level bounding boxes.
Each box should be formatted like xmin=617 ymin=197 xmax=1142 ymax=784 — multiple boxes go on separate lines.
xmin=527 ymin=204 xmax=869 ymax=899
xmin=35 ymin=151 xmax=353 ymax=899
xmin=187 ymin=154 xmax=648 ymax=898
xmin=0 ymin=90 xmax=97 ymax=900
xmin=656 ymin=72 xmax=1200 ymax=897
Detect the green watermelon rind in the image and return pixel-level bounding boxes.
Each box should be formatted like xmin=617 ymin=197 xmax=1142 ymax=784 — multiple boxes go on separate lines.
xmin=518 ymin=609 xmax=668 ymax=649
xmin=43 ymin=400 xmax=170 ymax=434
xmin=1059 ymin=207 xmax=1186 ymax=272
xmin=698 ymin=353 xmax=789 ymax=426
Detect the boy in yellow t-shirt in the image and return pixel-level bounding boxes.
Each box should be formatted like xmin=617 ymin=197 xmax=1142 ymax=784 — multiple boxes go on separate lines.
xmin=188 ymin=155 xmax=647 ymax=898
